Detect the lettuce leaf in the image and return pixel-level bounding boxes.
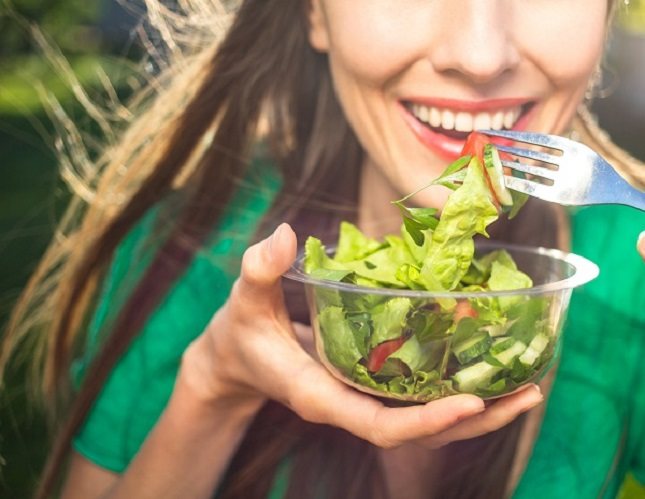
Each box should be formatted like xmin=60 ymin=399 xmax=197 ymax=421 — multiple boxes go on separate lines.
xmin=401 ymin=224 xmax=433 ymax=263
xmin=508 ymin=184 xmax=530 ymax=220
xmin=506 ymin=298 xmax=549 ymax=344
xmin=419 ymin=157 xmax=498 ymax=292
xmin=488 ymin=261 xmax=533 ymax=311
xmin=383 ymin=334 xmax=443 ymax=374
xmin=369 ymin=297 xmax=412 ymax=347
xmin=318 ymin=306 xmax=362 ymax=376
xmin=304 ymin=237 xmax=344 ymax=274
xmin=334 ymin=221 xmax=383 ymax=262
xmin=353 ymin=363 xmax=389 ymax=391
xmin=346 ymin=312 xmax=371 ymax=358
xmin=430 ymin=154 xmax=472 ymax=190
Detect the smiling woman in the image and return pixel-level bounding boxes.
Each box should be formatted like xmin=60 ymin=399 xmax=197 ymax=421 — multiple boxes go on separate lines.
xmin=1 ymin=1 xmax=644 ymax=499
xmin=308 ymin=0 xmax=611 ymax=215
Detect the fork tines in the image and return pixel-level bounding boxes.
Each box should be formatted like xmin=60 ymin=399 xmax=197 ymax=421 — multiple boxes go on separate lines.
xmin=479 ymin=129 xmax=562 ymax=182
xmin=478 ymin=129 xmax=571 ymax=151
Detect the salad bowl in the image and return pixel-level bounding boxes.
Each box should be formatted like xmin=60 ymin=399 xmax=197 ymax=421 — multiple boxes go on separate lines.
xmin=285 ymin=241 xmax=598 ymax=403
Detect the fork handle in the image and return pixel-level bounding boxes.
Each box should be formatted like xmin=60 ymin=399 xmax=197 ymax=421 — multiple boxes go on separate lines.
xmin=592 ymin=163 xmax=645 ymax=211
xmin=615 ymin=181 xmax=645 ymax=211
xmin=621 ymin=189 xmax=645 ymax=211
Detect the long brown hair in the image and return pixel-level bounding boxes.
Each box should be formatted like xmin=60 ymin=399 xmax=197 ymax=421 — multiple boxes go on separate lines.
xmin=3 ymin=0 xmax=641 ymax=498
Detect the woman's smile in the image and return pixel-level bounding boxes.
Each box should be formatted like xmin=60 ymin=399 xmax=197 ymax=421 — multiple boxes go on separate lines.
xmin=399 ymin=98 xmax=537 ymax=159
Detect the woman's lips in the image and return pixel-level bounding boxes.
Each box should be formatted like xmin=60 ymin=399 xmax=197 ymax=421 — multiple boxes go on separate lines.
xmin=399 ymin=99 xmax=537 ymax=159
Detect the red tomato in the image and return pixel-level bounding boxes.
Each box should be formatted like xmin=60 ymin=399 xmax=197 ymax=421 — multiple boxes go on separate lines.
xmin=454 ymin=300 xmax=479 ymax=322
xmin=367 ymin=337 xmax=406 ymax=372
xmin=461 ymin=132 xmax=490 ymax=162
xmin=462 ymin=132 xmax=502 ymax=209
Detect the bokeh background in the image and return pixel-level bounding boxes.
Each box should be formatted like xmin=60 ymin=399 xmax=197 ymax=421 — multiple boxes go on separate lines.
xmin=1 ymin=1 xmax=644 ymax=497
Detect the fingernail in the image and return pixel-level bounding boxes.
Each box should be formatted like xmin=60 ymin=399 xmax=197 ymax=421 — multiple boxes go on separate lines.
xmin=528 ymin=384 xmax=544 ymax=404
xmin=467 ymin=398 xmax=486 ymax=413
xmin=267 ymin=223 xmax=287 ymax=256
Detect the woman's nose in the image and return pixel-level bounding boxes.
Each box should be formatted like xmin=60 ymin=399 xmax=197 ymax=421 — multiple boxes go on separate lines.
xmin=428 ymin=0 xmax=520 ymax=84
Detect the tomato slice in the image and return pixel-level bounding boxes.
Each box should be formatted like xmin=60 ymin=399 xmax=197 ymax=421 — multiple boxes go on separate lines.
xmin=463 ymin=132 xmax=503 ymax=210
xmin=461 ymin=132 xmax=490 ymax=162
xmin=367 ymin=337 xmax=406 ymax=372
xmin=454 ymin=300 xmax=479 ymax=322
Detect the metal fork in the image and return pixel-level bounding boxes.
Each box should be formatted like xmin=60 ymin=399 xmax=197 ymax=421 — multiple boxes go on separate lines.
xmin=480 ymin=129 xmax=645 ymax=211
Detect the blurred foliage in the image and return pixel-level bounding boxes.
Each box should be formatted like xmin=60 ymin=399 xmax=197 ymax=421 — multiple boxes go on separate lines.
xmin=0 ymin=0 xmax=138 ymax=117
xmin=0 ymin=1 xmax=135 ymax=496
xmin=0 ymin=54 xmax=135 ymax=115
xmin=618 ymin=0 xmax=645 ymax=33
xmin=0 ymin=0 xmax=101 ymax=56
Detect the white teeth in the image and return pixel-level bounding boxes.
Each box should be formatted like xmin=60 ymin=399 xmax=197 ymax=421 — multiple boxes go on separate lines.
xmin=473 ymin=112 xmax=491 ymax=131
xmin=409 ymin=104 xmax=524 ymax=132
xmin=418 ymin=105 xmax=429 ymax=122
xmin=455 ymin=112 xmax=473 ymax=132
xmin=491 ymin=111 xmax=505 ymax=130
xmin=430 ymin=107 xmax=442 ymax=127
xmin=441 ymin=110 xmax=456 ymax=130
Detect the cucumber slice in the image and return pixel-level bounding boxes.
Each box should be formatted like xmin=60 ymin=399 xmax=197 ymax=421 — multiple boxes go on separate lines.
xmin=519 ymin=333 xmax=550 ymax=367
xmin=452 ymin=361 xmax=502 ymax=393
xmin=483 ymin=144 xmax=513 ymax=207
xmin=481 ymin=323 xmax=510 ymax=338
xmin=491 ymin=340 xmax=527 ymax=366
xmin=490 ymin=337 xmax=515 ymax=355
xmin=453 ymin=332 xmax=492 ymax=364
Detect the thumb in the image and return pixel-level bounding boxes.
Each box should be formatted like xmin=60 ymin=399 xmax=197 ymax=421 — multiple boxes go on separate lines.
xmin=237 ymin=223 xmax=297 ymax=303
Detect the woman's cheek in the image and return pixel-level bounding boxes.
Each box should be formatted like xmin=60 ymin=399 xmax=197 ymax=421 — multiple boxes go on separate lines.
xmin=323 ymin=6 xmax=431 ymax=83
xmin=515 ymin=4 xmax=607 ymax=85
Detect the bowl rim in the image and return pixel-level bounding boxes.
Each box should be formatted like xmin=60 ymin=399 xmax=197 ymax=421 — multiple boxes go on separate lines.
xmin=283 ymin=240 xmax=599 ymax=298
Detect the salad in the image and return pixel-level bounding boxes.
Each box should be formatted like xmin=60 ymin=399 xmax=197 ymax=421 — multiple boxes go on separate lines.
xmin=302 ymin=133 xmax=555 ymax=401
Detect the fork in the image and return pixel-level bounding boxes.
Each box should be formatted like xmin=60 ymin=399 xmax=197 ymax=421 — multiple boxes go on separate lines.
xmin=480 ymin=129 xmax=645 ymax=211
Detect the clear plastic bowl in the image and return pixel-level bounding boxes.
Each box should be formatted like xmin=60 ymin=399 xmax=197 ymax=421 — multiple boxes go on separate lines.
xmin=284 ymin=242 xmax=599 ymax=403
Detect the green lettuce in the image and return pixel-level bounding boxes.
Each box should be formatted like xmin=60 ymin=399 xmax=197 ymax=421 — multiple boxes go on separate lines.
xmin=381 ymin=334 xmax=444 ymax=375
xmin=420 ymin=157 xmax=498 ymax=292
xmin=318 ymin=306 xmax=362 ymax=376
xmin=488 ymin=261 xmax=533 ymax=311
xmin=334 ymin=221 xmax=383 ymax=262
xmin=369 ymin=297 xmax=412 ymax=347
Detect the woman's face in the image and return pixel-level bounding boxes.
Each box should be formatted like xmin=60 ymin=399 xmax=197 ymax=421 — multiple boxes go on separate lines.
xmin=308 ymin=0 xmax=609 ymax=209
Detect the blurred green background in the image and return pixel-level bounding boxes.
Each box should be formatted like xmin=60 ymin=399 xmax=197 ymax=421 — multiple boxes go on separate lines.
xmin=0 ymin=1 xmax=139 ymax=495
xmin=1 ymin=1 xmax=645 ymax=498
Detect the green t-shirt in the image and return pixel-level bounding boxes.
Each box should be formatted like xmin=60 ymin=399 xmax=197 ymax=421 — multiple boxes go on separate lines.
xmin=73 ymin=163 xmax=645 ymax=497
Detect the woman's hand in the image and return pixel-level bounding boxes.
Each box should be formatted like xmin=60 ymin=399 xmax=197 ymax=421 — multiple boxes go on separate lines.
xmin=183 ymin=223 xmax=543 ymax=450
xmin=638 ymin=231 xmax=645 ymax=261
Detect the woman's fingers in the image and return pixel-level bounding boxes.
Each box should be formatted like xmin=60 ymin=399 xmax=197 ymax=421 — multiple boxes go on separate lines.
xmin=292 ymin=322 xmax=317 ymax=358
xmin=236 ymin=223 xmax=297 ymax=304
xmin=200 ymin=223 xmax=300 ymax=397
xmin=284 ymin=360 xmax=486 ymax=448
xmin=638 ymin=231 xmax=645 ymax=261
xmin=421 ymin=384 xmax=544 ymax=449
xmin=231 ymin=223 xmax=297 ymax=325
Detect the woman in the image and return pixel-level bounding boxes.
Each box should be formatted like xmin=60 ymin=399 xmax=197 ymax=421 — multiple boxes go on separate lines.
xmin=3 ymin=1 xmax=645 ymax=498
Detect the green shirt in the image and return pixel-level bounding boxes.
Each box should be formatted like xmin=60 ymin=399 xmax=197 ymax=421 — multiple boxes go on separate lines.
xmin=73 ymin=164 xmax=645 ymax=497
